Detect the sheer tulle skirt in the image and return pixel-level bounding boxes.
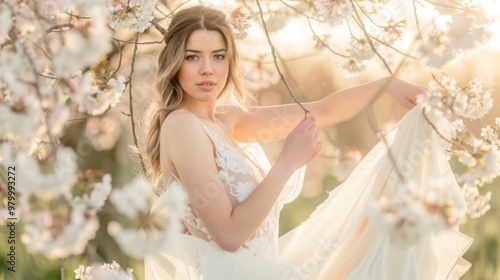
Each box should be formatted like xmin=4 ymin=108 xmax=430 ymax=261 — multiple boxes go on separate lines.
xmin=144 ymin=105 xmax=472 ymax=280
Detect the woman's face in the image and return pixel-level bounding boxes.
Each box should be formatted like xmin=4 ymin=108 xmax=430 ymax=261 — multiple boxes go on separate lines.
xmin=178 ymin=29 xmax=229 ymax=104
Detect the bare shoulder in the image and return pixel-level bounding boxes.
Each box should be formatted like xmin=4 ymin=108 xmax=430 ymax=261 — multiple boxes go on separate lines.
xmin=163 ymin=109 xmax=200 ymax=129
xmin=160 ymin=109 xmax=213 ymax=155
xmin=161 ymin=109 xmax=204 ymax=138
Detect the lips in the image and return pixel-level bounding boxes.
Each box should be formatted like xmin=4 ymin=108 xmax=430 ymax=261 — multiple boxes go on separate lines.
xmin=196 ymin=80 xmax=216 ymax=91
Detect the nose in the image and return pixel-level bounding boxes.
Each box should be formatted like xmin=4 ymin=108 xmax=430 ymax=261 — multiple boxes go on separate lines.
xmin=200 ymin=59 xmax=213 ymax=76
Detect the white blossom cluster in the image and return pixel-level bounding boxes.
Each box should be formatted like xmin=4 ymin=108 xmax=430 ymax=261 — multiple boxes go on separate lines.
xmin=0 ymin=145 xmax=79 ymax=203
xmin=462 ymin=185 xmax=492 ymax=218
xmin=371 ymin=179 xmax=464 ymax=246
xmin=314 ymin=0 xmax=353 ymax=27
xmin=453 ymin=119 xmax=500 ymax=218
xmin=108 ymin=179 xmax=186 ymax=259
xmin=418 ymin=7 xmax=492 ymax=69
xmin=370 ymin=182 xmax=432 ymax=246
xmin=233 ymin=13 xmax=252 ymax=40
xmin=458 ymin=145 xmax=500 ymax=188
xmin=0 ymin=0 xmax=118 ymax=149
xmin=420 ymin=75 xmax=498 ymax=219
xmin=17 ymin=172 xmax=112 ymax=258
xmin=85 ymin=116 xmax=123 ymax=151
xmin=0 ymin=1 xmax=175 ymax=263
xmin=419 ymin=76 xmax=493 ymax=121
xmin=107 ymin=0 xmax=157 ymax=32
xmin=71 ymin=71 xmax=126 ymax=115
xmin=110 ymin=177 xmax=154 ymax=219
xmin=74 ymin=260 xmax=134 ymax=280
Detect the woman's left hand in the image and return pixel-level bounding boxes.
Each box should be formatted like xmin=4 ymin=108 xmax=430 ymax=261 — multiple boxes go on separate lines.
xmin=386 ymin=77 xmax=428 ymax=109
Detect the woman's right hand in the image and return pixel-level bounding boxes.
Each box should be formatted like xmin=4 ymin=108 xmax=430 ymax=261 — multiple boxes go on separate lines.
xmin=278 ymin=114 xmax=322 ymax=170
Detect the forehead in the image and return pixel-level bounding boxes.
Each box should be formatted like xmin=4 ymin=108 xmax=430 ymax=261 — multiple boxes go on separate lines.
xmin=185 ymin=29 xmax=226 ymax=50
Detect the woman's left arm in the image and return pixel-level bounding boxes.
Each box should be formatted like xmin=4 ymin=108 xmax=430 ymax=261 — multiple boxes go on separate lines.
xmin=225 ymin=76 xmax=427 ymax=142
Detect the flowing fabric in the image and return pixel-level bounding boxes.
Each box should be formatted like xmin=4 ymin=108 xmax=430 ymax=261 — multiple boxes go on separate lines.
xmin=144 ymin=105 xmax=472 ymax=280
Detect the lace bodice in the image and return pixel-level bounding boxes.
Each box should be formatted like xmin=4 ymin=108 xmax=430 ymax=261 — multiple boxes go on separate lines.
xmin=179 ymin=123 xmax=281 ymax=258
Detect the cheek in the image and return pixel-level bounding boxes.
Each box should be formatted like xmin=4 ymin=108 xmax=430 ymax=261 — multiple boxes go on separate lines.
xmin=218 ymin=63 xmax=229 ymax=78
xmin=178 ymin=66 xmax=192 ymax=85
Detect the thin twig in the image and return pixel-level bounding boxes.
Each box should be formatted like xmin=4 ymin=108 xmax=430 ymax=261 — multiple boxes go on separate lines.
xmin=156 ymin=0 xmax=191 ymax=21
xmin=274 ymin=50 xmax=340 ymax=150
xmin=46 ymin=23 xmax=75 ymax=34
xmin=150 ymin=19 xmax=168 ymax=37
xmin=350 ymin=0 xmax=393 ymax=75
xmin=26 ymin=38 xmax=51 ymax=60
xmin=103 ymin=41 xmax=124 ymax=85
xmin=278 ymin=0 xmax=324 ymax=22
xmin=354 ymin=1 xmax=386 ymax=28
xmin=63 ymin=12 xmax=90 ymax=20
xmin=128 ymin=32 xmax=147 ymax=175
xmin=369 ymin=35 xmax=417 ymax=60
xmin=60 ymin=257 xmax=66 ymax=280
xmin=240 ymin=52 xmax=318 ymax=64
xmin=112 ymin=37 xmax=165 ymax=45
xmin=380 ymin=131 xmax=405 ymax=181
xmin=307 ymin=17 xmax=350 ymax=58
xmin=421 ymin=109 xmax=455 ymax=145
xmin=67 ymin=109 xmax=109 ymax=122
xmin=412 ymin=0 xmax=423 ymax=39
xmin=255 ymin=0 xmax=309 ymax=114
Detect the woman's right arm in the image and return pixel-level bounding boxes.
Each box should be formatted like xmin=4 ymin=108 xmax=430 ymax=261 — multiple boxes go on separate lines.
xmin=162 ymin=110 xmax=321 ymax=252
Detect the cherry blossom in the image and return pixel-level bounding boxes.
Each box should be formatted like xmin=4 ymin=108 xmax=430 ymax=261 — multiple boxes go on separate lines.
xmin=370 ymin=181 xmax=433 ymax=246
xmin=107 ymin=0 xmax=157 ymax=32
xmin=462 ymin=185 xmax=492 ymax=218
xmin=110 ymin=177 xmax=154 ymax=219
xmin=49 ymin=22 xmax=113 ymax=78
xmin=72 ymin=72 xmax=125 ymax=115
xmin=314 ymin=0 xmax=353 ymax=26
xmin=108 ymin=180 xmax=186 ymax=258
xmin=85 ymin=116 xmax=123 ymax=151
xmin=74 ymin=265 xmax=93 ymax=280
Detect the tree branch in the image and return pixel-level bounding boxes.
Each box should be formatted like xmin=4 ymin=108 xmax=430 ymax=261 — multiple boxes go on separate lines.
xmin=307 ymin=17 xmax=350 ymax=58
xmin=150 ymin=19 xmax=168 ymax=37
xmin=46 ymin=23 xmax=75 ymax=34
xmin=350 ymin=0 xmax=393 ymax=75
xmin=60 ymin=257 xmax=66 ymax=280
xmin=255 ymin=0 xmax=309 ymax=114
xmin=127 ymin=32 xmax=147 ymax=176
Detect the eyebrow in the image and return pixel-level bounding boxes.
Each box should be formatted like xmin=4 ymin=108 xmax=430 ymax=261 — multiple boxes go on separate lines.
xmin=185 ymin=48 xmax=227 ymax=53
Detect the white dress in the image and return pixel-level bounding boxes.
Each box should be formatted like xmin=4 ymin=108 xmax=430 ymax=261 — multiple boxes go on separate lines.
xmin=144 ymin=105 xmax=472 ymax=280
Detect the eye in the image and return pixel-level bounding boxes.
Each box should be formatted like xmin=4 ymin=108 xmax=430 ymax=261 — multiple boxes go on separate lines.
xmin=213 ymin=54 xmax=225 ymax=60
xmin=186 ymin=55 xmax=198 ymax=61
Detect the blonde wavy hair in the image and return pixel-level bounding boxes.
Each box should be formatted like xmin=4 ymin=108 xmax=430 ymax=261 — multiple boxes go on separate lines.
xmin=144 ymin=5 xmax=246 ymax=186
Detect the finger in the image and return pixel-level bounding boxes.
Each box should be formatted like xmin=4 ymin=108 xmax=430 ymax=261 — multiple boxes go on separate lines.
xmin=403 ymin=98 xmax=415 ymax=109
xmin=300 ymin=114 xmax=316 ymax=128
xmin=315 ymin=140 xmax=323 ymax=153
xmin=313 ymin=131 xmax=320 ymax=142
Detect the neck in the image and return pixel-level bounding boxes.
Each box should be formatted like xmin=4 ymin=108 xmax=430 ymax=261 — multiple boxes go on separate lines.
xmin=181 ymin=102 xmax=217 ymax=122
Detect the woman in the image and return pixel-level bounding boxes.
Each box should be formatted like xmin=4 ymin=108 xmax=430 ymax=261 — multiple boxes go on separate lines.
xmin=143 ymin=5 xmax=471 ymax=279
